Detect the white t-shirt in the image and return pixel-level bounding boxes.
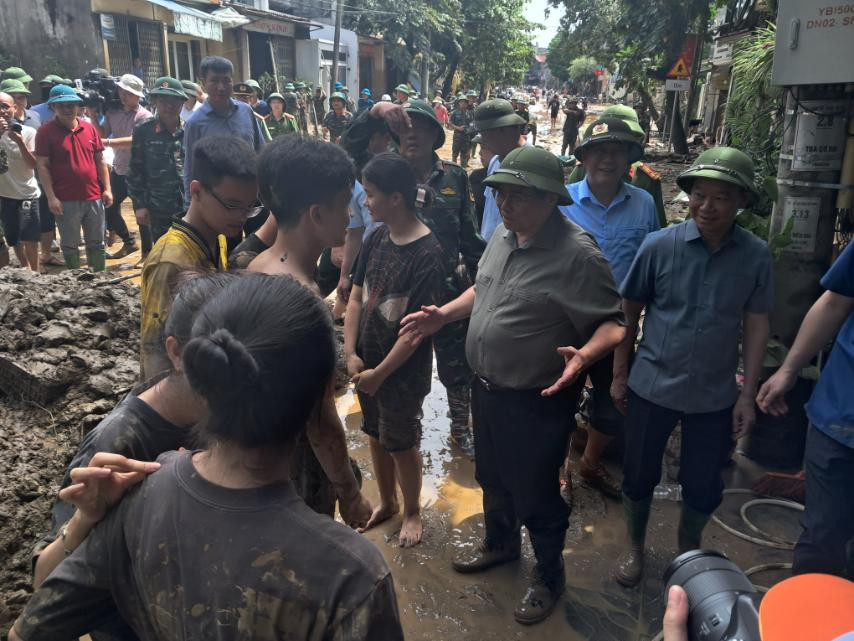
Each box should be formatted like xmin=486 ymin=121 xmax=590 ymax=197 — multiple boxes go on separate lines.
xmin=180 ymin=100 xmax=202 ymax=123
xmin=0 ymin=126 xmax=40 ymax=200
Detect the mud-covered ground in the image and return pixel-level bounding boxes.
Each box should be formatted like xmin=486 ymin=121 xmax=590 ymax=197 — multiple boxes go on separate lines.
xmin=0 ymin=269 xmax=141 ymax=633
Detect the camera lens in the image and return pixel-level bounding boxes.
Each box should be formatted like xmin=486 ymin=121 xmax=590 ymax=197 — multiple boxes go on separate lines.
xmin=664 ymin=550 xmax=758 ymax=641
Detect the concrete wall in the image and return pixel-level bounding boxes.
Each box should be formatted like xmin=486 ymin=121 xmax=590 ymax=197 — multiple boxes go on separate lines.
xmin=0 ymin=0 xmax=104 ymax=85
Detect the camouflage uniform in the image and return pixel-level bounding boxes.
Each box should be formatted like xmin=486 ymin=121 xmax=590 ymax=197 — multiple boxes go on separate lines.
xmin=418 ymin=155 xmax=486 ymax=441
xmin=323 ymin=110 xmax=352 ymax=144
xmin=449 ymin=108 xmax=474 ymax=167
xmin=127 ymin=117 xmax=185 ymax=243
xmin=267 ymin=112 xmax=300 ymax=138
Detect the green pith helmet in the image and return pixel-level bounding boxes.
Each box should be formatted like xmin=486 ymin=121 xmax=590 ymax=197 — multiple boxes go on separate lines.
xmin=392 ymin=99 xmax=445 ymax=149
xmin=466 ymin=90 xmax=477 ymax=98
xmin=601 ymin=104 xmax=645 ymax=139
xmin=268 ymin=92 xmax=285 ymax=103
xmin=677 ymin=147 xmax=760 ymax=204
xmin=483 ymin=146 xmax=573 ymax=206
xmin=575 ymin=117 xmax=644 ymax=164
xmin=180 ymin=80 xmax=199 ymax=97
xmin=284 ymin=82 xmax=295 ymax=91
xmin=330 ymin=92 xmax=347 ymax=106
xmin=473 ymin=98 xmax=525 ymax=131
xmin=233 ymin=82 xmax=253 ymax=95
xmin=244 ymin=78 xmax=262 ymax=93
xmin=40 ymin=74 xmax=64 ymax=86
xmin=0 ymin=79 xmax=30 ymax=95
xmin=60 ymin=78 xmax=73 ymax=87
xmin=431 ymin=96 xmax=444 ymax=104
xmin=394 ymin=84 xmax=411 ymax=95
xmin=294 ymin=81 xmax=306 ymax=90
xmin=455 ymin=94 xmax=469 ymax=104
xmin=149 ymin=76 xmax=188 ymax=100
xmin=1 ymin=67 xmax=32 ymax=83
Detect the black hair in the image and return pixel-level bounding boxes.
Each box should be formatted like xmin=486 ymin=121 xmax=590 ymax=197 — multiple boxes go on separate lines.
xmin=162 ymin=271 xmax=240 ymax=350
xmin=183 ymin=273 xmax=335 ymax=448
xmin=191 ymin=135 xmax=258 ymax=188
xmin=258 ymin=135 xmax=355 ymax=229
xmin=199 ymin=56 xmax=233 ymax=80
xmin=362 ymin=152 xmax=434 ymax=211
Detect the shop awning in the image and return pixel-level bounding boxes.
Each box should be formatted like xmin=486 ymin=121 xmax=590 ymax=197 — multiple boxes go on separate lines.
xmin=145 ymin=0 xmax=223 ymax=41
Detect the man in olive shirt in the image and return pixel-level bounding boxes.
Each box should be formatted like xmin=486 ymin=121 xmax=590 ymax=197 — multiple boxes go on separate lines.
xmin=612 ymin=147 xmax=773 ymax=587
xmin=401 ymin=146 xmax=625 ymax=625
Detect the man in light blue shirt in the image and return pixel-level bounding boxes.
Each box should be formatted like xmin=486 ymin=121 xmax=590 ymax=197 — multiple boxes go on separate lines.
xmin=337 ymin=179 xmax=382 ymax=304
xmin=557 ymin=117 xmax=658 ymax=501
xmin=182 ymin=57 xmax=265 ymax=205
xmin=472 ymin=99 xmax=526 ymax=241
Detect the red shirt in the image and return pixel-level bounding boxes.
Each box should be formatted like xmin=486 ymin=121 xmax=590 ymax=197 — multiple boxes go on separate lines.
xmin=35 ymin=119 xmax=105 ymax=201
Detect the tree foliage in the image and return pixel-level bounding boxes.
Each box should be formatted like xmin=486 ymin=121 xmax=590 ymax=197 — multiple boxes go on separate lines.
xmin=343 ymin=0 xmax=536 ymax=94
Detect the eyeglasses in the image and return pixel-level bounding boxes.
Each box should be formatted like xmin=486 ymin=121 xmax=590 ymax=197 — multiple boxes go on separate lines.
xmin=205 ymin=185 xmax=264 ymax=218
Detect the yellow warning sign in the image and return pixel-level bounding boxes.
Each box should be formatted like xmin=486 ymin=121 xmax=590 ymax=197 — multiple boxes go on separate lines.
xmin=667 ymin=57 xmax=690 ymax=78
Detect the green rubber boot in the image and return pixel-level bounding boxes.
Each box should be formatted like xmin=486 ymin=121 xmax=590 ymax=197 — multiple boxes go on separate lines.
xmin=62 ymin=250 xmax=81 ymax=270
xmin=615 ymin=495 xmax=652 ymax=587
xmin=86 ymin=249 xmax=106 ymax=272
xmin=678 ymin=504 xmax=712 ymax=553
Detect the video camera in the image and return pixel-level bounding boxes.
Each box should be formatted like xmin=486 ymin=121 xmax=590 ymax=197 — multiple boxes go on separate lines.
xmin=80 ymin=69 xmax=121 ymax=112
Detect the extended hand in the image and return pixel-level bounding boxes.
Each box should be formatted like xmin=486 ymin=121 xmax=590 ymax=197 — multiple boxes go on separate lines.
xmin=339 ymin=490 xmax=372 ymax=530
xmin=756 ymin=368 xmax=796 ymax=417
xmin=58 ymin=452 xmax=160 ymax=525
xmin=102 ymin=190 xmax=114 ymax=208
xmin=541 ymin=346 xmax=588 ymax=397
xmin=346 ymin=353 xmax=365 ymax=378
xmin=399 ymin=305 xmax=446 ymax=341
xmin=48 ymin=196 xmax=63 ymax=216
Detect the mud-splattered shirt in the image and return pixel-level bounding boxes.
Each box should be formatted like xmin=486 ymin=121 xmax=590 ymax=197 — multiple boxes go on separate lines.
xmin=15 ymin=451 xmax=403 ymax=641
xmin=353 ymin=226 xmax=444 ymax=399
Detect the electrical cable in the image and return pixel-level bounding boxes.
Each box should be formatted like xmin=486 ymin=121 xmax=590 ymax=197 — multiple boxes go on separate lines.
xmin=711 ymin=488 xmax=803 ymax=550
xmin=740 ymin=498 xmax=802 ymax=547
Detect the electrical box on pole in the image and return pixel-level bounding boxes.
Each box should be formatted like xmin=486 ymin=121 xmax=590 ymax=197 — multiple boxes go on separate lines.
xmin=769 ymin=0 xmax=854 ymax=344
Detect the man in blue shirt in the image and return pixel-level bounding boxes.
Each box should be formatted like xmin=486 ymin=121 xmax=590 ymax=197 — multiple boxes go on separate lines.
xmin=31 ymin=76 xmax=63 ymax=125
xmin=182 ymin=57 xmax=265 ymax=206
xmin=558 ymin=117 xmax=659 ymax=499
xmin=758 ymin=241 xmax=854 ymax=579
xmin=613 ymin=147 xmax=773 ymax=587
xmin=474 ymin=99 xmax=527 ymax=241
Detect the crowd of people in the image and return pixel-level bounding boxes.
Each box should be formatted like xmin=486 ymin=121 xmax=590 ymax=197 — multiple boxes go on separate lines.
xmin=2 ymin=55 xmax=852 ymax=640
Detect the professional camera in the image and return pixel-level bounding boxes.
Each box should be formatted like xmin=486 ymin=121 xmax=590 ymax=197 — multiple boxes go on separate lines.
xmin=81 ymin=69 xmax=121 ymax=112
xmin=664 ymin=550 xmax=761 ymax=641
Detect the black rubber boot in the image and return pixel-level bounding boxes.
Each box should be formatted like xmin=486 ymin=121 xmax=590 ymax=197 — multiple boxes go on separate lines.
xmin=678 ymin=504 xmax=711 ymax=553
xmin=447 ymin=385 xmax=475 ymax=459
xmin=615 ymin=494 xmax=652 ymax=587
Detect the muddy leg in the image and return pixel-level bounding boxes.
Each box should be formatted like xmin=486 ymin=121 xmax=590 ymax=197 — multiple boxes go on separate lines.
xmin=391 ymin=447 xmax=423 ymax=547
xmin=359 ymin=436 xmax=400 ymax=533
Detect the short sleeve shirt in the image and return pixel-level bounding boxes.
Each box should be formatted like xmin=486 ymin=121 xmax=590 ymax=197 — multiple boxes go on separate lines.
xmin=35 ymin=118 xmax=104 ymax=201
xmin=346 ymin=180 xmax=381 ymax=239
xmin=0 ymin=126 xmax=40 ymax=200
xmin=15 ymin=451 xmax=404 ymax=641
xmin=105 ymin=105 xmax=153 ymax=175
xmin=353 ymin=227 xmax=444 ymax=399
xmin=466 ymin=211 xmax=625 ymax=390
xmin=559 ymin=178 xmax=659 ymax=286
xmin=324 ymin=110 xmax=352 ymax=141
xmin=620 ymin=219 xmax=774 ymax=413
xmin=805 ymin=241 xmax=854 ymax=447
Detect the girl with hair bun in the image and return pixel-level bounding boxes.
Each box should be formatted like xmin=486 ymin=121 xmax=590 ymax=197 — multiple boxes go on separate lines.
xmin=12 ymin=273 xmax=404 ymax=641
xmin=344 ymin=152 xmax=445 ymax=548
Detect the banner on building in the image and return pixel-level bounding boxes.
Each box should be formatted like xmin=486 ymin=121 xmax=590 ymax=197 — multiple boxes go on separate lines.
xmin=174 ymin=12 xmax=223 ymax=42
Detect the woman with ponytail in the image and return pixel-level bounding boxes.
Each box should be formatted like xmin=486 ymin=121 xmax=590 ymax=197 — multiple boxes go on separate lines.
xmin=343 ymin=152 xmax=445 ymax=548
xmin=12 ymin=273 xmax=403 ymax=641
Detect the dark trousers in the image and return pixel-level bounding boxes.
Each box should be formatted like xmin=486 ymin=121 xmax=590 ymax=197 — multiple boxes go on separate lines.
xmin=38 ymin=192 xmax=55 ymax=234
xmin=473 ymin=377 xmax=583 ymax=580
xmin=622 ymin=390 xmax=733 ymax=514
xmin=104 ymin=171 xmax=132 ymax=243
xmin=794 ymin=427 xmax=854 ymax=579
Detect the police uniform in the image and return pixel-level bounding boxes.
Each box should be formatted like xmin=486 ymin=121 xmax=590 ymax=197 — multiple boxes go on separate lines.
xmin=127 ymin=77 xmax=187 ymax=244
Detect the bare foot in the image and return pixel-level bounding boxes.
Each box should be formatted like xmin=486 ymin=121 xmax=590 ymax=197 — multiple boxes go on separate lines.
xmin=398 ymin=512 xmax=423 ymax=548
xmin=357 ymin=501 xmax=399 ymax=533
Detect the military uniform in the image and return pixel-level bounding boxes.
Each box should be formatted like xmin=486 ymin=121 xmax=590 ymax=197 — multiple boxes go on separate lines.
xmin=127 ymin=78 xmax=188 ymax=244
xmin=449 ymin=106 xmax=474 ymax=167
xmin=267 ymin=112 xmax=300 ymax=138
xmin=323 ymin=110 xmax=352 ymax=144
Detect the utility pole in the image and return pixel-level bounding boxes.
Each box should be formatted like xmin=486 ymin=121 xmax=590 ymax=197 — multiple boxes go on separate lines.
xmin=330 ymin=0 xmax=344 ymax=98
xmin=420 ymin=32 xmax=430 ymax=98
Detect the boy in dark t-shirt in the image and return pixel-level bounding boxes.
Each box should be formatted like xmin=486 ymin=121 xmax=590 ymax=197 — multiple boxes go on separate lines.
xmin=344 ymin=154 xmax=444 ymax=548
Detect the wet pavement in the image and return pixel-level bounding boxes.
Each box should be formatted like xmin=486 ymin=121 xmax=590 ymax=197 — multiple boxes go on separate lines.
xmin=335 ymin=367 xmax=797 ymax=640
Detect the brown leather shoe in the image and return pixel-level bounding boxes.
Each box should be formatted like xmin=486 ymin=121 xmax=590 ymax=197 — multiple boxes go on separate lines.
xmin=107 ymin=241 xmax=137 ymax=260
xmin=614 ymin=542 xmax=644 ymax=587
xmin=452 ymin=538 xmax=520 ymax=574
xmin=580 ymin=462 xmax=622 ymax=499
xmin=514 ymin=573 xmax=565 ymax=625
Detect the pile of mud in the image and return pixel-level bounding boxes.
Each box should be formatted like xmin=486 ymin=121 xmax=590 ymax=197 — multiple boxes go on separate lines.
xmin=0 ymin=268 xmax=140 ymax=633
